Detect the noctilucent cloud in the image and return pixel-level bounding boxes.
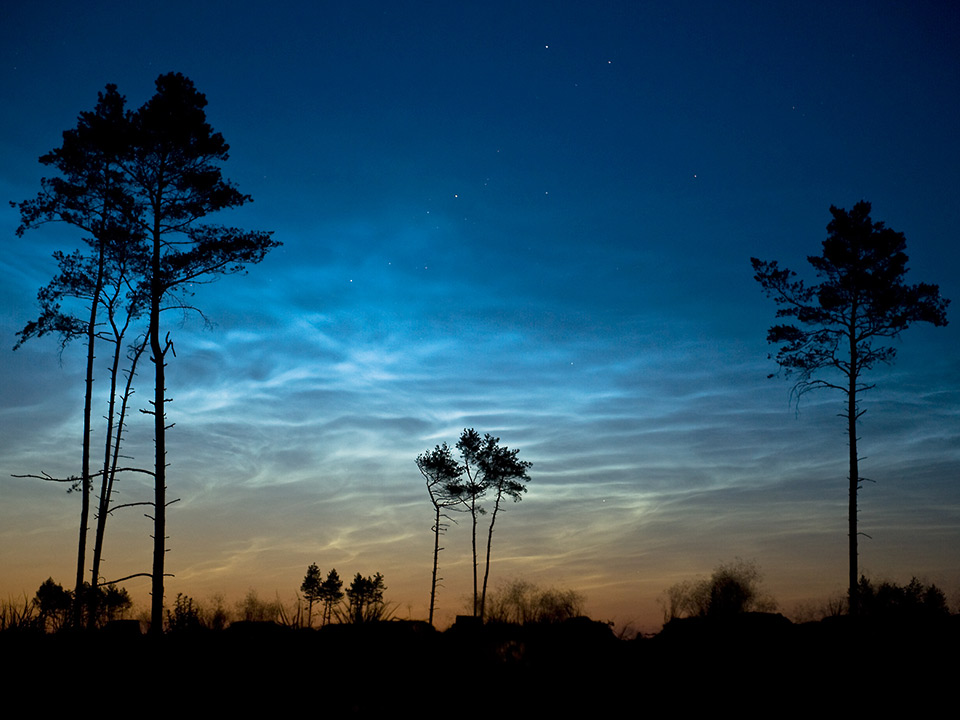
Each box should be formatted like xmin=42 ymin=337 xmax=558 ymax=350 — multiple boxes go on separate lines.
xmin=2 ymin=1 xmax=958 ymax=629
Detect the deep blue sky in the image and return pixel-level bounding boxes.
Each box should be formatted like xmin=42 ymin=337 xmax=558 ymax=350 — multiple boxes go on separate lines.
xmin=2 ymin=1 xmax=958 ymax=628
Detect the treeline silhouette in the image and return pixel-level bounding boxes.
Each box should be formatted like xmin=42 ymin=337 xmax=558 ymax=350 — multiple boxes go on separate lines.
xmin=2 ymin=570 xmax=956 ymax=711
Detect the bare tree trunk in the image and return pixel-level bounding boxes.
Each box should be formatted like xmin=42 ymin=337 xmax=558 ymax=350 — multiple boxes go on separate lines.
xmin=91 ymin=329 xmax=122 ymax=595
xmin=429 ymin=505 xmax=442 ymax=626
xmin=847 ymin=329 xmax=859 ymax=615
xmin=74 ymin=244 xmax=105 ymax=628
xmin=479 ymin=490 xmax=504 ymax=621
xmin=149 ymin=224 xmax=166 ymax=635
xmin=470 ymin=496 xmax=479 ymax=617
xmin=91 ymin=334 xmax=145 ymax=595
xmin=75 ymin=310 xmax=95 ymax=627
xmin=86 ymin=328 xmax=120 ymax=630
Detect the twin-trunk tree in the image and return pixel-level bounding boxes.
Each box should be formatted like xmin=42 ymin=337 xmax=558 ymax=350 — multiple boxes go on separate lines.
xmin=14 ymin=73 xmax=279 ymax=632
xmin=417 ymin=428 xmax=531 ymax=623
xmin=753 ymin=201 xmax=948 ymax=613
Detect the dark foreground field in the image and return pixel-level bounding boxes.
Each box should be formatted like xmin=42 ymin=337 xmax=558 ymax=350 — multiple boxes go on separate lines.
xmin=3 ymin=614 xmax=956 ymax=714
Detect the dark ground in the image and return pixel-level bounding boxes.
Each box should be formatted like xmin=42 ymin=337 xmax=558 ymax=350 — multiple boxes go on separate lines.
xmin=3 ymin=613 xmax=956 ymax=714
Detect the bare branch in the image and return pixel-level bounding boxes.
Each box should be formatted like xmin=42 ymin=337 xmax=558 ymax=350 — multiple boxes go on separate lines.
xmin=109 ymin=501 xmax=155 ymax=513
xmin=12 ymin=471 xmax=79 ymax=484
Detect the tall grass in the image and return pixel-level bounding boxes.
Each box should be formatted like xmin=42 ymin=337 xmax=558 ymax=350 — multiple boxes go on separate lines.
xmin=0 ymin=595 xmax=38 ymax=632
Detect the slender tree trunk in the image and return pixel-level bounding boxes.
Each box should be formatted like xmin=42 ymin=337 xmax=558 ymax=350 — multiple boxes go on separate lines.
xmin=91 ymin=333 xmax=145 ymax=597
xmin=87 ymin=326 xmax=120 ymax=630
xmin=74 ymin=243 xmax=105 ymax=628
xmin=429 ymin=504 xmax=442 ymax=626
xmin=149 ymin=220 xmax=166 ymax=635
xmin=91 ymin=329 xmax=122 ymax=593
xmin=479 ymin=490 xmax=504 ymax=620
xmin=470 ymin=496 xmax=479 ymax=617
xmin=847 ymin=329 xmax=859 ymax=615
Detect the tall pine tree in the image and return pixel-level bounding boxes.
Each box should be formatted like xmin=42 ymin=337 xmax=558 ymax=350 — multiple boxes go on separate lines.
xmin=752 ymin=201 xmax=948 ymax=612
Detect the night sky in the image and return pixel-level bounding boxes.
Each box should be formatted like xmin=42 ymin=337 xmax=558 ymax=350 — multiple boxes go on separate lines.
xmin=2 ymin=1 xmax=958 ymax=630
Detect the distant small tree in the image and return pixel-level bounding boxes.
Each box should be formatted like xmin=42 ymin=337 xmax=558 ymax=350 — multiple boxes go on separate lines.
xmin=319 ymin=569 xmax=344 ymax=626
xmin=342 ymin=573 xmax=387 ymax=624
xmin=33 ymin=578 xmax=74 ymax=632
xmin=752 ymin=201 xmax=949 ymax=613
xmin=416 ymin=443 xmax=464 ymax=625
xmin=166 ymin=593 xmax=203 ymax=633
xmin=301 ymin=563 xmax=323 ymax=627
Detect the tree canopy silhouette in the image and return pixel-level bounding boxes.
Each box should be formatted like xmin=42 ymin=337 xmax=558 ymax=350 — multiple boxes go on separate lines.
xmin=752 ymin=201 xmax=948 ymax=612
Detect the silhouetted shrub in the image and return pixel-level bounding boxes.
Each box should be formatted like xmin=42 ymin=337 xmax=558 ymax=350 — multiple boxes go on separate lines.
xmin=660 ymin=559 xmax=777 ymax=621
xmin=236 ymin=589 xmax=283 ymax=623
xmin=484 ymin=579 xmax=585 ymax=624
